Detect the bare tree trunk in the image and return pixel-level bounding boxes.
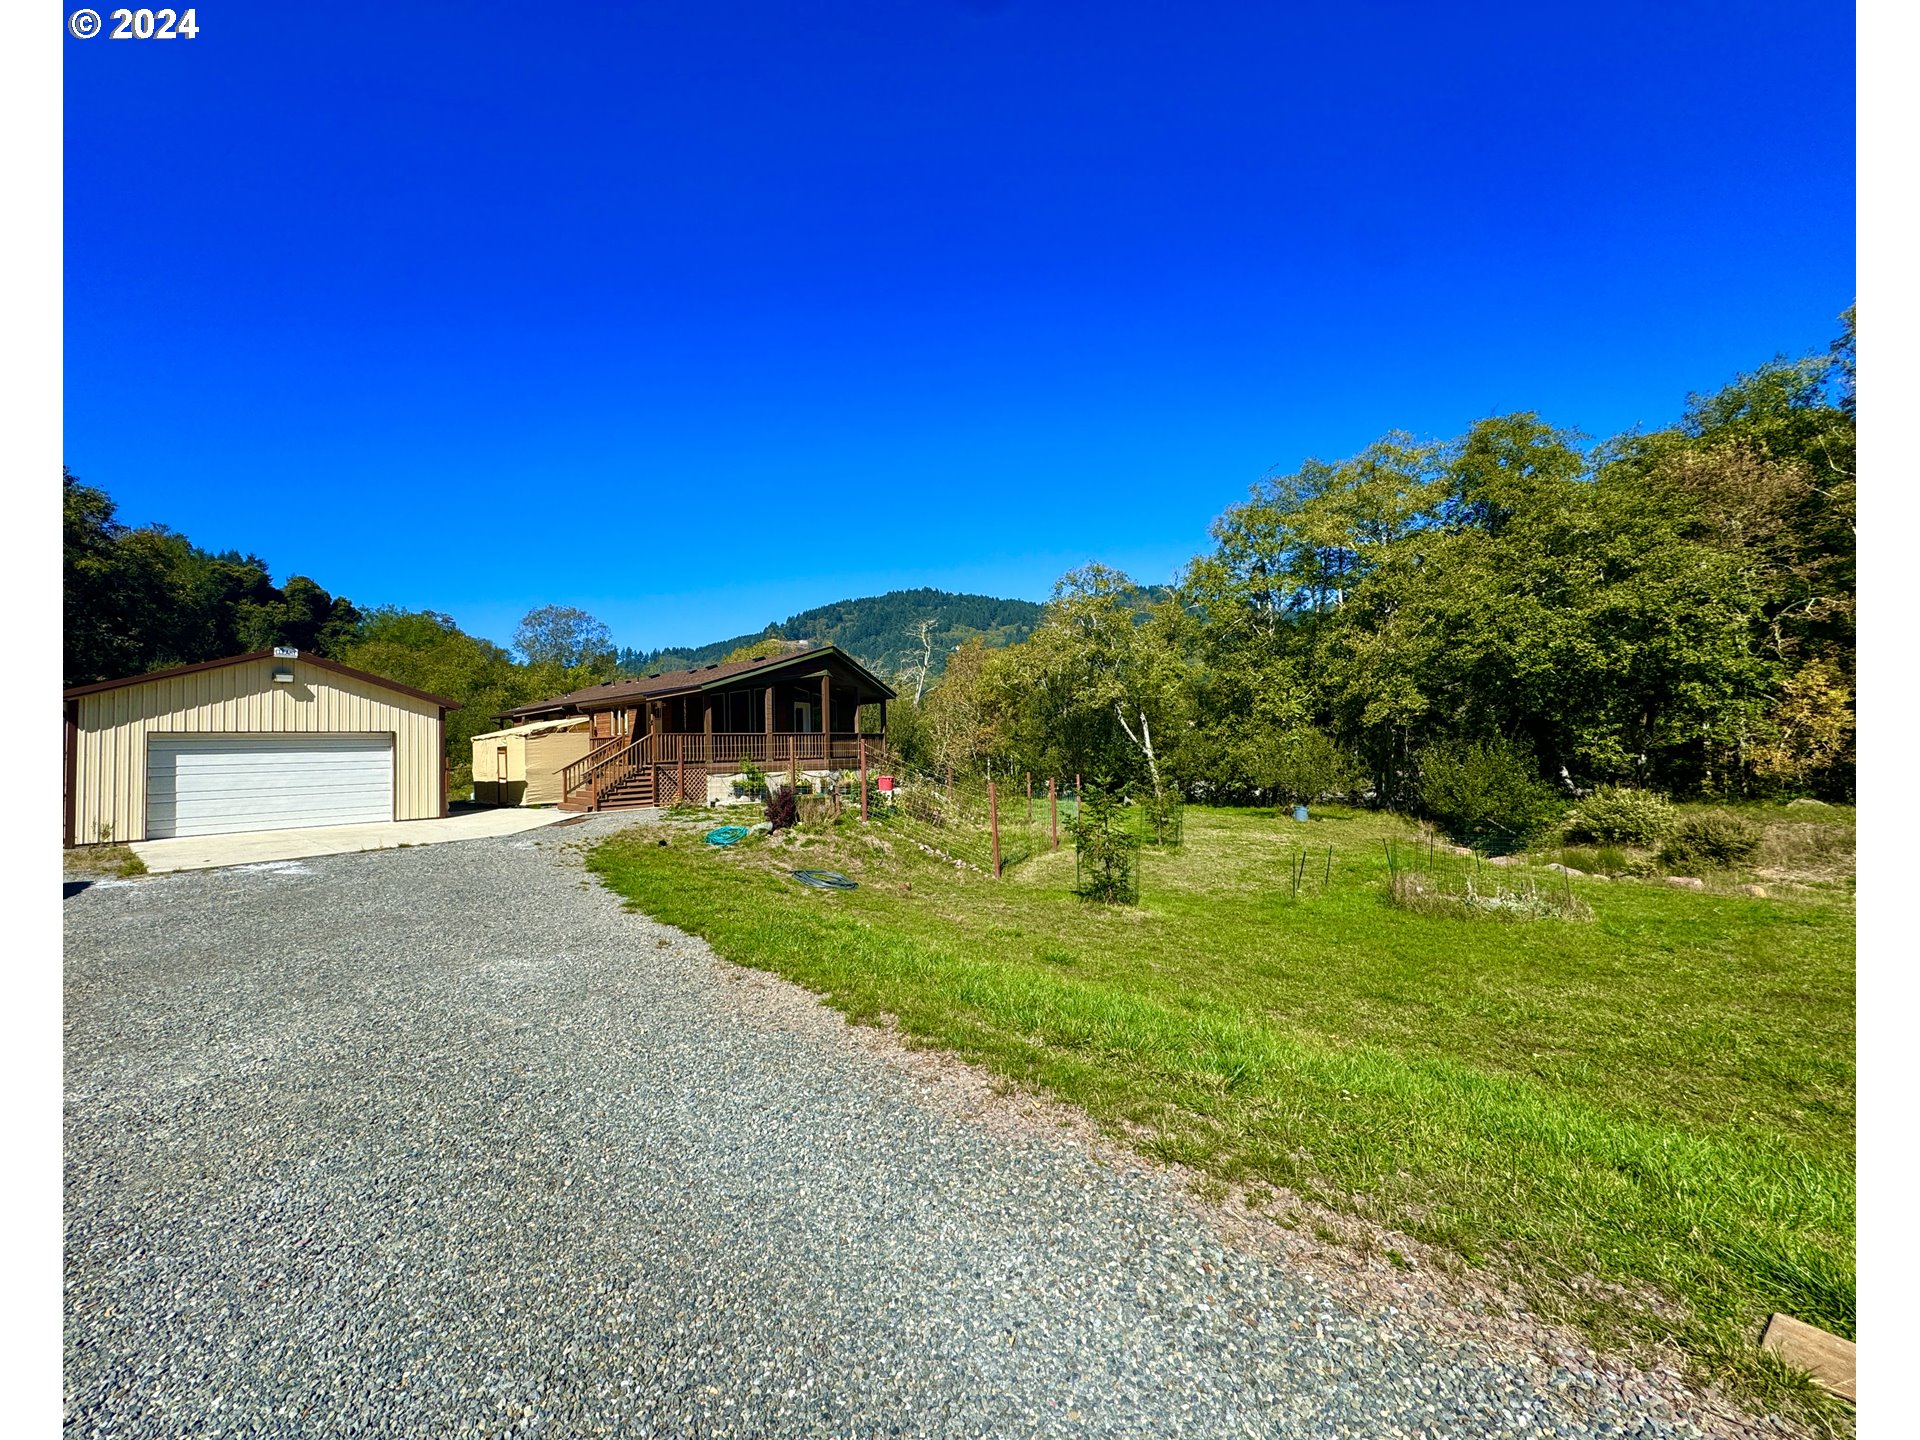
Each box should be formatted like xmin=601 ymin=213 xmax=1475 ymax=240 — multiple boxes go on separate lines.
xmin=1114 ymin=702 xmax=1163 ymax=797
xmin=908 ymin=619 xmax=936 ymax=704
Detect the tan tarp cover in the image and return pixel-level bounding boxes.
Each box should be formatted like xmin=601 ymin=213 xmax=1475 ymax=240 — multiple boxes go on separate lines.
xmin=471 ymin=717 xmax=592 ymax=806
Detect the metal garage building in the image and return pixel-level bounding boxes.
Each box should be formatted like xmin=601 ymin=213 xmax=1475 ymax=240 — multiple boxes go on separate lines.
xmin=63 ymin=650 xmax=460 ymax=846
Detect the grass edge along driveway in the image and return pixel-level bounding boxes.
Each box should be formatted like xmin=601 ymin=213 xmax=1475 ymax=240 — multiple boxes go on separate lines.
xmin=586 ymin=804 xmax=1854 ymax=1426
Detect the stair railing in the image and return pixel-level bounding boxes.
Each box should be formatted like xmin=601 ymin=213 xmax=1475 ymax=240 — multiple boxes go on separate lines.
xmin=562 ymin=732 xmax=654 ymax=805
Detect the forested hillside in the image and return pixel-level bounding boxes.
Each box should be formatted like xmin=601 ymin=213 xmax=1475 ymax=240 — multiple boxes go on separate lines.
xmin=63 ymin=470 xmax=366 ymax=688
xmin=616 ymin=588 xmax=1043 ymax=689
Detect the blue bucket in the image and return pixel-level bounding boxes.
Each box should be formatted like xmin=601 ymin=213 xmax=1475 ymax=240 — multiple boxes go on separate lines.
xmin=1292 ymin=805 xmax=1309 ymax=822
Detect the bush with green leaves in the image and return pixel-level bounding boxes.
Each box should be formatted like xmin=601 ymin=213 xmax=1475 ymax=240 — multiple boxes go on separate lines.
xmin=1414 ymin=737 xmax=1567 ymax=852
xmin=1262 ymin=728 xmax=1356 ymax=806
xmin=1139 ymin=788 xmax=1184 ymax=846
xmin=1565 ymin=785 xmax=1676 ymax=848
xmin=1658 ymin=810 xmax=1762 ymax=872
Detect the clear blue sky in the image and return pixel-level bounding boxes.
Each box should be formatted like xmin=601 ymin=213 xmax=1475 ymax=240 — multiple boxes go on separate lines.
xmin=65 ymin=2 xmax=1854 ymax=655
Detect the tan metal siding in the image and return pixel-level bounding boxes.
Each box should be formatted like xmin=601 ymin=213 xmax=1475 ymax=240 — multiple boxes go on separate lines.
xmin=72 ymin=657 xmax=443 ymax=844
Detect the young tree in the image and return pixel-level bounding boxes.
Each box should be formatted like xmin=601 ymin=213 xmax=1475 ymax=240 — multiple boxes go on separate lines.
xmin=920 ymin=639 xmax=1006 ymax=776
xmin=1000 ymin=565 xmax=1195 ymax=796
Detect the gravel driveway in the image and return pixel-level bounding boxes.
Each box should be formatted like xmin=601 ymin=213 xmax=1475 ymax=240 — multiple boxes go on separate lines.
xmin=65 ymin=821 xmax=1746 ymax=1439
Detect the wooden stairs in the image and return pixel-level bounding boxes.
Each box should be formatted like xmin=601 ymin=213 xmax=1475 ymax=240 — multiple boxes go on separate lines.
xmin=558 ymin=733 xmax=712 ymax=813
xmin=558 ymin=770 xmax=657 ymax=812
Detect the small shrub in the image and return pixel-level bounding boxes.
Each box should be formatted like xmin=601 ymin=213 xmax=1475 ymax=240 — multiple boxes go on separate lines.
xmin=1659 ymin=810 xmax=1762 ymax=872
xmin=1263 ymin=728 xmax=1356 ymax=806
xmin=1072 ymin=787 xmax=1140 ymax=904
xmin=1415 ymin=737 xmax=1567 ymax=852
xmin=765 ymin=784 xmax=799 ymax=832
xmin=795 ymin=793 xmax=839 ymax=825
xmin=1139 ymin=788 xmax=1184 ymax=846
xmin=1565 ymin=786 xmax=1676 ymax=847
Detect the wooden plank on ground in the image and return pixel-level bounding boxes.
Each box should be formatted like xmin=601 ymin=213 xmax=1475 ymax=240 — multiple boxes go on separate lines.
xmin=1760 ymin=1312 xmax=1855 ymax=1403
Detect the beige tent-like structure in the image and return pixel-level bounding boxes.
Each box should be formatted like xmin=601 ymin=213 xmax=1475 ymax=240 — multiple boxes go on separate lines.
xmin=471 ymin=717 xmax=593 ymax=806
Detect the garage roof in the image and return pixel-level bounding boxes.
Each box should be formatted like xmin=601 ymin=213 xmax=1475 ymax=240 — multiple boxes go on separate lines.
xmin=62 ymin=650 xmax=464 ymax=709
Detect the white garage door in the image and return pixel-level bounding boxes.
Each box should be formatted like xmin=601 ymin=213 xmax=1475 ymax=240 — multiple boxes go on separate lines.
xmin=147 ymin=735 xmax=394 ymax=839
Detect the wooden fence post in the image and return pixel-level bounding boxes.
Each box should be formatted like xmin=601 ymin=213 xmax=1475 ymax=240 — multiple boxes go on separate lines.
xmin=677 ymin=750 xmax=685 ymax=806
xmin=859 ymin=737 xmax=869 ymax=823
xmin=946 ymin=764 xmax=953 ymax=816
xmin=1049 ymin=777 xmax=1058 ymax=850
xmin=989 ymin=780 xmax=1001 ymax=879
xmin=1026 ymin=770 xmax=1032 ymax=821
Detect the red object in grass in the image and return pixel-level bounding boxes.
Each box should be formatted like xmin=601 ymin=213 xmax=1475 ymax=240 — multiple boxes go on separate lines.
xmin=877 ymin=776 xmax=894 ymax=792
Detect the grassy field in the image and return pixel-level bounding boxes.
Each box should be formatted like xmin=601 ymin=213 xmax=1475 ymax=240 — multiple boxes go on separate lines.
xmin=586 ymin=802 xmax=1854 ymax=1418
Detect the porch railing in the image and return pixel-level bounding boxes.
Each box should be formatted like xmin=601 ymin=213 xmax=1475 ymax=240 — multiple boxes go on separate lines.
xmin=655 ymin=732 xmax=884 ymax=771
xmin=561 ymin=731 xmax=888 ymax=806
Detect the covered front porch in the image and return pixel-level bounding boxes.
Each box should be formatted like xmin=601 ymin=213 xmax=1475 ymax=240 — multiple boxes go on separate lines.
xmin=559 ymin=650 xmax=894 ymax=812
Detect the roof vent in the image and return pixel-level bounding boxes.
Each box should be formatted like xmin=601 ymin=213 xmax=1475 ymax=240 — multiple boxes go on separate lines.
xmin=704 ymin=663 xmax=718 ymax=670
xmin=271 ymin=666 xmax=295 ymax=684
xmin=647 ymin=671 xmax=662 ymax=678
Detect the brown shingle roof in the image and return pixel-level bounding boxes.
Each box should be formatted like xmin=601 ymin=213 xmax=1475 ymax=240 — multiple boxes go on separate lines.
xmin=497 ymin=644 xmax=894 ymax=721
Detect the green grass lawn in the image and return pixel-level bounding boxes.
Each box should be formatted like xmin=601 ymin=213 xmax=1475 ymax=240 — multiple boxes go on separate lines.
xmin=587 ymin=803 xmax=1853 ymax=1417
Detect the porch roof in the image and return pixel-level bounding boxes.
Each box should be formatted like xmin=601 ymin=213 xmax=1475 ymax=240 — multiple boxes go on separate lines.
xmin=497 ymin=644 xmax=896 ymax=724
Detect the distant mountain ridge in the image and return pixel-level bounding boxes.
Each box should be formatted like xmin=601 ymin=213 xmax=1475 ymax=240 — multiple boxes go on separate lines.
xmin=616 ymin=587 xmax=1044 ymax=688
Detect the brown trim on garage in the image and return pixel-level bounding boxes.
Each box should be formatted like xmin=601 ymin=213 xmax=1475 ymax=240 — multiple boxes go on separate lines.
xmin=63 ymin=700 xmax=77 ymax=848
xmin=438 ymin=708 xmax=449 ymax=817
xmin=63 ymin=650 xmax=464 ymax=711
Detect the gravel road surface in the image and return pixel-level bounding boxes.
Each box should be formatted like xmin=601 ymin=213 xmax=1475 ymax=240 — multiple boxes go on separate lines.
xmin=65 ymin=820 xmax=1749 ymax=1438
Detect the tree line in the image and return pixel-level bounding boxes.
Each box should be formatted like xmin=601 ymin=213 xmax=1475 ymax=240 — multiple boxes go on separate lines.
xmin=64 ymin=311 xmax=1852 ymax=809
xmin=891 ymin=313 xmax=1856 ymax=809
xmin=62 ymin=472 xmax=622 ymax=770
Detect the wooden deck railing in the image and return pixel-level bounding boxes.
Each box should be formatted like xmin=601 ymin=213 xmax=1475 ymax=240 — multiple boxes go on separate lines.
xmin=561 ymin=731 xmax=888 ymax=806
xmin=655 ymin=732 xmax=884 ymax=771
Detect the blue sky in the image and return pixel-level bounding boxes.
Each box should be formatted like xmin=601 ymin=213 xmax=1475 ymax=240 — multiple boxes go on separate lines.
xmin=64 ymin=2 xmax=1854 ymax=655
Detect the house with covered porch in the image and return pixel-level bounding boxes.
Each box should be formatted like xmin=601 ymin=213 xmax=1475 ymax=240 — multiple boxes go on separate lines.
xmin=495 ymin=644 xmax=895 ymax=811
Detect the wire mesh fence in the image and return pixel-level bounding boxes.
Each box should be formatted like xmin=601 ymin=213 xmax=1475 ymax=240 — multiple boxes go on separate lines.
xmin=866 ymin=763 xmax=1081 ymax=875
